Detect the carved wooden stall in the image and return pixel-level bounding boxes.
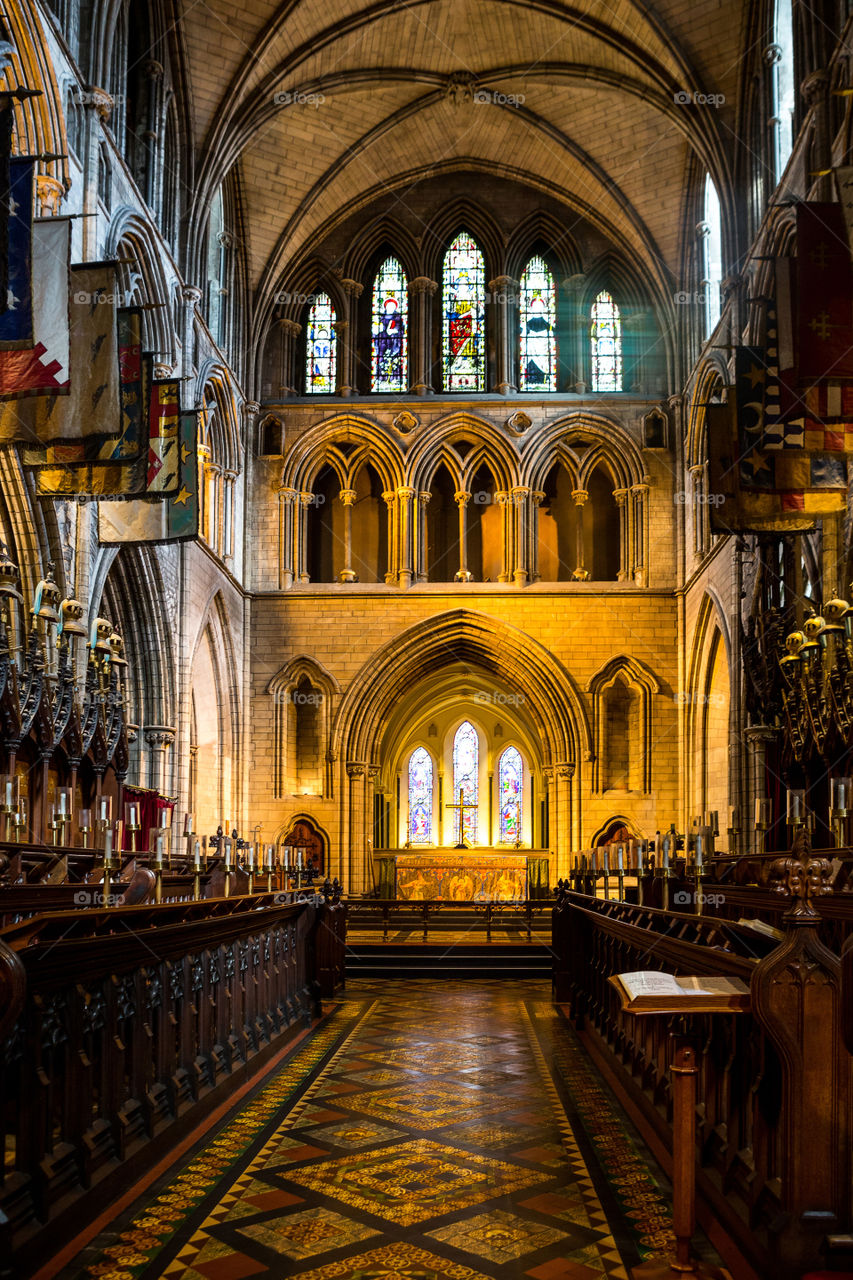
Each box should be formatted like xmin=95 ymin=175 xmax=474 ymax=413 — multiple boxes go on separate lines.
xmin=553 ymin=852 xmax=853 ymax=1280
xmin=0 ymin=893 xmax=345 ymax=1273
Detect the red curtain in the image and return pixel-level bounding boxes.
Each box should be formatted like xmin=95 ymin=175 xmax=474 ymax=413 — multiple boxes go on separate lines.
xmin=122 ymin=785 xmax=175 ymax=854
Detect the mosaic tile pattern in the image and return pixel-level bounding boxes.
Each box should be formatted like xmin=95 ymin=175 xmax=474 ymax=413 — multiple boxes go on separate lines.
xmin=64 ymin=981 xmax=695 ymax=1280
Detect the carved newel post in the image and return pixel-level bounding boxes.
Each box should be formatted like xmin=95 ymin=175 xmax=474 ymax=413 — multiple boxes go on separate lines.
xmin=750 ymin=830 xmax=851 ymax=1278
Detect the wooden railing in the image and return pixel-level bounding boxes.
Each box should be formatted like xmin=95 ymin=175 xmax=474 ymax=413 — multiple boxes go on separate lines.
xmin=553 ymin=886 xmax=852 ymax=1280
xmin=348 ymin=898 xmax=552 ymax=942
xmin=0 ymin=890 xmax=346 ymax=1273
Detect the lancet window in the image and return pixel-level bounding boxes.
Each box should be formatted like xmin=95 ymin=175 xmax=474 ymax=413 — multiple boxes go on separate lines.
xmin=306 ymin=293 xmax=337 ymax=394
xmin=452 ymin=720 xmax=479 ymax=843
xmin=590 ymin=291 xmax=622 ymax=392
xmin=443 ymin=232 xmax=485 ymax=391
xmin=519 ymin=256 xmax=556 ymax=391
xmin=407 ymin=747 xmax=434 ymax=844
xmin=371 ymin=257 xmax=408 ymax=392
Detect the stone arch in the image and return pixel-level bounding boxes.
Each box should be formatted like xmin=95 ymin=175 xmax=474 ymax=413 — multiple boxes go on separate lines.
xmin=106 ymin=209 xmax=177 ymax=365
xmin=685 ymin=593 xmax=732 ymax=840
xmin=188 ymin=590 xmax=241 ymax=832
xmin=267 ymin=658 xmax=340 ymax=799
xmin=2 ymin=0 xmax=69 ymax=197
xmin=409 ymin=413 xmax=518 ymax=492
xmin=586 ymin=655 xmax=660 ymax=793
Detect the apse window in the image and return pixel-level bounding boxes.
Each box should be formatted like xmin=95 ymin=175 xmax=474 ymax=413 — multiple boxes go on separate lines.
xmin=498 ymin=745 xmax=523 ymax=843
xmin=590 ymin=291 xmax=622 ymax=392
xmin=519 ymin=256 xmax=556 ymax=391
xmin=407 ymin=746 xmax=434 ymax=844
xmin=371 ymin=257 xmax=408 ymax=392
xmin=443 ymin=231 xmax=486 ymax=392
xmin=452 ymin=720 xmax=479 ymax=844
xmin=306 ymin=293 xmax=336 ymax=394
xmin=701 ymin=176 xmax=723 ymax=336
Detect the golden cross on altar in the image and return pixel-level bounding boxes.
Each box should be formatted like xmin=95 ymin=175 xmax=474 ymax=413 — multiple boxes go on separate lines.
xmin=446 ymin=787 xmax=477 ymax=848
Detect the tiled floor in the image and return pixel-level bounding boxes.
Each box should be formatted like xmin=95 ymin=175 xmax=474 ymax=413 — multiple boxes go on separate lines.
xmin=59 ymin=981 xmax=687 ymax=1280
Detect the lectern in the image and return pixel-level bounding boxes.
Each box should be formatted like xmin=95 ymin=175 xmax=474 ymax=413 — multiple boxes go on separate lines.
xmin=609 ymin=971 xmax=750 ymax=1279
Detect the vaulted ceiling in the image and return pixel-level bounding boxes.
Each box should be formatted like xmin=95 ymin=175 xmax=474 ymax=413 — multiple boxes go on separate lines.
xmin=179 ymin=0 xmax=749 ymax=308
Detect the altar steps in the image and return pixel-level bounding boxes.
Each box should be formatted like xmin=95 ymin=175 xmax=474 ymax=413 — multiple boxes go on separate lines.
xmin=344 ymin=941 xmax=553 ymax=979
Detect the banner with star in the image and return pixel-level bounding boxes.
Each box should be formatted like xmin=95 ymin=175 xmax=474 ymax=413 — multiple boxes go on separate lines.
xmin=0 ymin=261 xmax=121 ymax=442
xmin=708 ymin=395 xmax=845 ymax=533
xmin=97 ymin=410 xmax=199 ymax=544
xmin=23 ymin=309 xmax=149 ymax=490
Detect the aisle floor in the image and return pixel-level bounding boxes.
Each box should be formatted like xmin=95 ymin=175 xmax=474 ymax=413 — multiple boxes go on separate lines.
xmin=56 ymin=980 xmax=703 ymax=1280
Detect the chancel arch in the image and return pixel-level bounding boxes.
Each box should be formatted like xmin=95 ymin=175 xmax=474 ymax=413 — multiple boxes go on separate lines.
xmin=333 ymin=609 xmax=590 ymax=889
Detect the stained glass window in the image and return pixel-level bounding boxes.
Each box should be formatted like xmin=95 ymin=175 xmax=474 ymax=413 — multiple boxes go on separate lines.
xmin=452 ymin=720 xmax=479 ymax=845
xmin=371 ymin=257 xmax=408 ymax=392
xmin=590 ymin=291 xmax=622 ymax=392
xmin=498 ymin=746 xmax=523 ymax=843
xmin=703 ymin=176 xmax=723 ymax=337
xmin=306 ymin=293 xmax=336 ymax=394
xmin=407 ymin=747 xmax=433 ymax=844
xmin=443 ymin=232 xmax=485 ymax=391
xmin=519 ymin=256 xmax=556 ymax=391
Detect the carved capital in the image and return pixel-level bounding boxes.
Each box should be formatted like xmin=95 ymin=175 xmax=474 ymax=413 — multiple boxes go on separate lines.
xmin=36 ymin=175 xmax=63 ymax=216
xmin=454 ymin=490 xmax=471 ymax=507
xmin=279 ymin=317 xmax=302 ymax=337
xmin=571 ymin=489 xmax=589 ymax=508
xmin=145 ymin=725 xmax=176 ymax=750
xmin=347 ymin=763 xmax=366 ymax=780
xmin=182 ymin=285 xmax=203 ymax=307
xmin=340 ymin=278 xmax=363 ymax=299
xmin=85 ymin=87 xmax=113 ymax=121
xmin=339 ymin=489 xmax=357 ymax=506
xmin=408 ymin=277 xmax=439 ymax=296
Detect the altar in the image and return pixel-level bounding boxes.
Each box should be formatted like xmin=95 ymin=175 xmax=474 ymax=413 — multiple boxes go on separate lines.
xmin=373 ymin=849 xmax=554 ymax=900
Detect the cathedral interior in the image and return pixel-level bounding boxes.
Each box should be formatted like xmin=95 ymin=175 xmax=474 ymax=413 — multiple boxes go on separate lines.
xmin=3 ymin=0 xmax=853 ymax=1278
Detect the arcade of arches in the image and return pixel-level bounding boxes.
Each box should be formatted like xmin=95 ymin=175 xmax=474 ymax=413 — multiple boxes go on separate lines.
xmin=3 ymin=0 xmax=841 ymax=897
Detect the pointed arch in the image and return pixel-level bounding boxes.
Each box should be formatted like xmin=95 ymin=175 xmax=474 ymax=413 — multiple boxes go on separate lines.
xmin=519 ymin=255 xmax=557 ymax=392
xmin=268 ymin=657 xmax=340 ymax=800
xmin=586 ymin=656 xmax=659 ymax=793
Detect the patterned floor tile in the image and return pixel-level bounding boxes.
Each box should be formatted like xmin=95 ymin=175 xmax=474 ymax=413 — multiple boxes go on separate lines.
xmin=427 ymin=1208 xmax=569 ymax=1262
xmin=236 ymin=1207 xmax=379 ymax=1259
xmin=284 ymin=1137 xmax=548 ymax=1227
xmin=331 ymin=1080 xmax=507 ymax=1130
xmin=305 ymin=1118 xmax=408 ymax=1148
xmin=283 ymin=1239 xmax=494 ymax=1280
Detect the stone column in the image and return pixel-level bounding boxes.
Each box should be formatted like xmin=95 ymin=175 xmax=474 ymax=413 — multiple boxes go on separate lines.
xmin=743 ymin=725 xmax=777 ymax=856
xmin=397 ymin=487 xmax=416 ymax=589
xmin=555 ymin=763 xmax=575 ymax=879
xmin=512 ymin=486 xmax=530 ymax=585
xmin=339 ymin=489 xmax=358 ymax=582
xmin=530 ymin=491 xmax=544 ymax=582
xmin=204 ymin=462 xmax=221 ymax=551
xmin=407 ymin=277 xmax=438 ymax=395
xmin=145 ymin=726 xmax=176 ymax=796
xmin=496 ymin=492 xmax=512 ymax=583
xmin=631 ymin=481 xmax=650 ymax=586
xmin=278 ymin=319 xmax=302 ymax=397
xmin=340 ymin=279 xmax=364 ymax=395
xmin=689 ymin=463 xmax=707 ymax=565
xmin=383 ymin=491 xmax=397 ymax=585
xmin=332 ymin=319 xmax=350 ymax=397
xmin=417 ymin=492 xmax=431 ymax=582
xmin=279 ymin=488 xmax=298 ymax=588
xmin=347 ymin=763 xmax=367 ymax=894
xmin=613 ymin=488 xmax=629 ymax=581
xmin=296 ymin=492 xmax=312 ymax=582
xmin=142 ymin=59 xmax=165 ymax=211
xmin=181 ymin=285 xmax=202 ymax=384
xmin=488 ymin=275 xmax=519 ymax=394
xmin=367 ymin=766 xmax=381 ymax=887
xmin=571 ymin=489 xmax=590 ymax=581
xmin=81 ymin=89 xmax=112 ymax=259
xmin=454 ymin=490 xmax=473 ymax=581
xmin=803 ymin=70 xmax=831 ymax=200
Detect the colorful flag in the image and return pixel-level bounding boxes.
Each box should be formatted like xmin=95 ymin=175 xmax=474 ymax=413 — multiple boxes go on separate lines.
xmin=0 ymin=217 xmax=71 ymax=399
xmin=0 ymin=159 xmax=35 ymax=346
xmin=0 ymin=262 xmax=121 ymax=443
xmin=98 ymin=411 xmax=200 ymax=544
xmin=796 ymin=202 xmax=853 ymax=380
xmin=708 ymin=396 xmax=844 ymax=533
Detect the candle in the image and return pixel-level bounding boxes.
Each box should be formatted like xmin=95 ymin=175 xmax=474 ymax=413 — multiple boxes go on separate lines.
xmin=832 ymin=776 xmax=852 ymax=815
xmin=59 ymin=790 xmax=67 ymax=816
xmin=617 ymin=844 xmax=624 ymax=872
xmin=662 ymin=833 xmax=670 ymax=871
xmin=786 ymin=789 xmax=805 ymax=826
xmin=4 ymin=779 xmax=11 ymax=808
xmin=695 ymin=832 xmax=704 ymax=870
xmin=156 ymin=832 xmax=164 ymax=864
xmin=297 ymin=848 xmax=304 ymax=869
xmin=755 ymin=797 xmax=772 ymax=828
xmin=98 ymin=796 xmax=111 ymax=824
xmin=104 ymin=827 xmax=113 ymax=860
xmin=603 ymin=848 xmax=609 ymax=874
xmin=224 ymin=837 xmax=232 ymax=868
xmin=193 ymin=839 xmax=202 ymax=868
xmin=283 ymin=847 xmax=290 ymax=869
xmin=184 ymin=812 xmax=195 ymax=836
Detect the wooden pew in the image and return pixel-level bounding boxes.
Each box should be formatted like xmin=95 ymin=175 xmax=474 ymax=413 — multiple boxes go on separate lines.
xmin=0 ymin=886 xmax=345 ymax=1274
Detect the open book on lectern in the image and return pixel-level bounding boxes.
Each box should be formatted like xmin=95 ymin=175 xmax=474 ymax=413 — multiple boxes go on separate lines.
xmin=609 ymin=970 xmax=751 ymax=1013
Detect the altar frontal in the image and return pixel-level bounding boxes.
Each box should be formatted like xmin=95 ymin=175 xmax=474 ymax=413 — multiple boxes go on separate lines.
xmin=395 ymin=852 xmax=528 ymax=901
